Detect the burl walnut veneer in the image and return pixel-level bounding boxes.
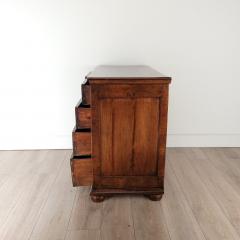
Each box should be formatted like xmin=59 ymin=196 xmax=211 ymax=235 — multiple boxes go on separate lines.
xmin=70 ymin=65 xmax=171 ymax=202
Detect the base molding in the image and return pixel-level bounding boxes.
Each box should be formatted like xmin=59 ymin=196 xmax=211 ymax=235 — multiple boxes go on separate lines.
xmin=90 ymin=187 xmax=164 ymax=202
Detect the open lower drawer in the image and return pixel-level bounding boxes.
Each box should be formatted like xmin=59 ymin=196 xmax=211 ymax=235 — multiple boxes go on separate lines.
xmin=72 ymin=128 xmax=91 ymax=156
xmin=70 ymin=155 xmax=93 ymax=186
xmin=75 ymin=100 xmax=91 ymax=129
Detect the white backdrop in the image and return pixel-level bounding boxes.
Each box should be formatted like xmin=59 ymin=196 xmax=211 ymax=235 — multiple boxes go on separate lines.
xmin=0 ymin=0 xmax=240 ymax=149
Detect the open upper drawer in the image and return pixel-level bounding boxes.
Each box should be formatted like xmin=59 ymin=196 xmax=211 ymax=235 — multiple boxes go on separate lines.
xmin=75 ymin=100 xmax=91 ymax=129
xmin=81 ymin=83 xmax=91 ymax=105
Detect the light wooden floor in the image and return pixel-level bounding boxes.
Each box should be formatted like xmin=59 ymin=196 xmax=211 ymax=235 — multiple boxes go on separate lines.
xmin=0 ymin=148 xmax=240 ymax=240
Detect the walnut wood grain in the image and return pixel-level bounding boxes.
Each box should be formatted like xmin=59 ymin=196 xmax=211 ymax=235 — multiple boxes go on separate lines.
xmin=70 ymin=66 xmax=171 ymax=201
xmin=81 ymin=84 xmax=91 ymax=105
xmin=72 ymin=128 xmax=91 ymax=156
xmin=70 ymin=156 xmax=93 ymax=186
xmin=88 ymin=66 xmax=171 ymax=201
xmin=75 ymin=101 xmax=91 ymax=129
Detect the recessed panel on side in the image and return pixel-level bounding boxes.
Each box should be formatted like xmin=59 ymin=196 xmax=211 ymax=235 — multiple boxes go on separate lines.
xmin=100 ymin=99 xmax=113 ymax=176
xmin=133 ymin=98 xmax=160 ymax=175
xmin=100 ymin=98 xmax=135 ymax=176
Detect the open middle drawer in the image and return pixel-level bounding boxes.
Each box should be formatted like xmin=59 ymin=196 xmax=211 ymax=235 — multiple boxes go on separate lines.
xmin=72 ymin=128 xmax=91 ymax=156
xmin=75 ymin=101 xmax=91 ymax=129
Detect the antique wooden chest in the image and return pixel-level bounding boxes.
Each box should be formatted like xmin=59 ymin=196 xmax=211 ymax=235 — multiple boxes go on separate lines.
xmin=70 ymin=65 xmax=171 ymax=202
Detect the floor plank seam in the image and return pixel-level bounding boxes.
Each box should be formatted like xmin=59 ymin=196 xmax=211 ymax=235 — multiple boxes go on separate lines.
xmin=159 ymin=201 xmax=173 ymax=240
xmin=0 ymin=151 xmax=34 ymax=238
xmin=64 ymin=188 xmax=79 ymax=240
xmin=168 ymin=157 xmax=208 ymax=240
xmin=197 ymin=149 xmax=240 ymax=239
xmin=205 ymin=148 xmax=240 ymax=199
xmin=99 ymin=198 xmax=104 ymax=240
xmin=27 ymin=150 xmax=70 ymax=240
xmin=130 ymin=198 xmax=137 ymax=240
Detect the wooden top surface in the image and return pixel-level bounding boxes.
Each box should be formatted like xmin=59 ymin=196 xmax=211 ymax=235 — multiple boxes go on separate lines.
xmin=86 ymin=65 xmax=171 ymax=82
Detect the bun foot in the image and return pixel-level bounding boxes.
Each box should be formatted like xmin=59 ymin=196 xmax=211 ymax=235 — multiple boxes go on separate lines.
xmin=146 ymin=194 xmax=162 ymax=201
xmin=91 ymin=195 xmax=105 ymax=202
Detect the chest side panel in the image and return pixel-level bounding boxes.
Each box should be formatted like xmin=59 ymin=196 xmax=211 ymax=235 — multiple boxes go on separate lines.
xmin=100 ymin=97 xmax=160 ymax=176
xmin=91 ymin=84 xmax=167 ymax=189
xmin=100 ymin=98 xmax=135 ymax=176
xmin=133 ymin=98 xmax=160 ymax=175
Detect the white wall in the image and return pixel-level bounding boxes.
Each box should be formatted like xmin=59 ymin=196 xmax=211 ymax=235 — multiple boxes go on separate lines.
xmin=0 ymin=0 xmax=240 ymax=149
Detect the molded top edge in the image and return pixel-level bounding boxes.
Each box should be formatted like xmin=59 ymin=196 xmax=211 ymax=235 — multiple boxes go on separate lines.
xmin=86 ymin=65 xmax=171 ymax=82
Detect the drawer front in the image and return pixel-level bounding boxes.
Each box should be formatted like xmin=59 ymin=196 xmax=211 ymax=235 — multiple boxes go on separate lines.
xmin=75 ymin=105 xmax=91 ymax=129
xmin=72 ymin=129 xmax=91 ymax=156
xmin=82 ymin=84 xmax=91 ymax=105
xmin=71 ymin=157 xmax=93 ymax=186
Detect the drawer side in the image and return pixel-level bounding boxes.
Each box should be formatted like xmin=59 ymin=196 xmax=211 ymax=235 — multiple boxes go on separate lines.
xmin=71 ymin=156 xmax=93 ymax=186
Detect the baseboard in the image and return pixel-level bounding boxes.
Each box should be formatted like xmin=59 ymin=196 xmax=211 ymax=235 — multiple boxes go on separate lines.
xmin=0 ymin=135 xmax=71 ymax=150
xmin=167 ymin=134 xmax=240 ymax=147
xmin=0 ymin=134 xmax=240 ymax=150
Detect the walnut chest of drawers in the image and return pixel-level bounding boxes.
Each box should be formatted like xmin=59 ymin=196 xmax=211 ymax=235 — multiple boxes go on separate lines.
xmin=70 ymin=65 xmax=171 ymax=202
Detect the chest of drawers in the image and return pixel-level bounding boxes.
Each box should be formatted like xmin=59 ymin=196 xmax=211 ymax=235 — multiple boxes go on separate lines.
xmin=70 ymin=65 xmax=171 ymax=202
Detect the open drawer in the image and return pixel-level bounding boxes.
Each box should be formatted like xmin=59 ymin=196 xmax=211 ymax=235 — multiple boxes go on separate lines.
xmin=81 ymin=83 xmax=91 ymax=105
xmin=72 ymin=128 xmax=91 ymax=156
xmin=75 ymin=100 xmax=91 ymax=129
xmin=70 ymin=155 xmax=93 ymax=186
